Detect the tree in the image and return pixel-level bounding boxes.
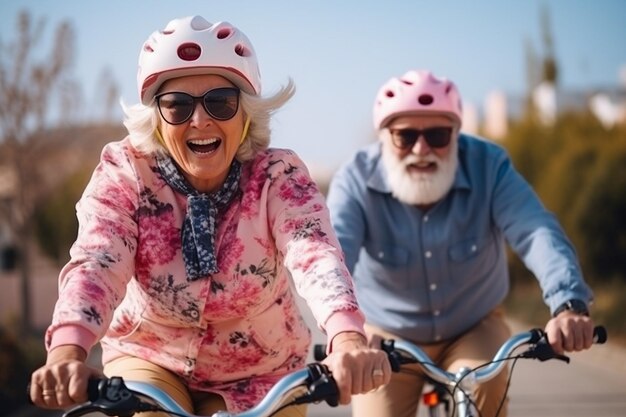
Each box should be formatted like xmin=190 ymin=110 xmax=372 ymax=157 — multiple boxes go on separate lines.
xmin=96 ymin=67 xmax=121 ymax=123
xmin=539 ymin=4 xmax=558 ymax=85
xmin=0 ymin=10 xmax=77 ymax=334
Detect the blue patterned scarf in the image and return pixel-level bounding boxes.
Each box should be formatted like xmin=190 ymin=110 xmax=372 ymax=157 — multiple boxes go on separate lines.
xmin=156 ymin=155 xmax=241 ymax=281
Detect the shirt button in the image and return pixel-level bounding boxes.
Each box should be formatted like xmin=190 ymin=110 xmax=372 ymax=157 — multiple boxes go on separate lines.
xmin=471 ymin=244 xmax=477 ymax=252
xmin=434 ymin=334 xmax=442 ymax=342
xmin=378 ymin=251 xmax=384 ymax=259
xmin=423 ymin=215 xmax=429 ymax=222
xmin=430 ymin=283 xmax=437 ymax=291
xmin=433 ymin=310 xmax=441 ymax=316
xmin=425 ymin=251 xmax=432 ymax=258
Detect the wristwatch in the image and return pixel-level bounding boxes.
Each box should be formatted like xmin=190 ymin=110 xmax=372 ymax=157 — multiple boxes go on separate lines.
xmin=553 ymin=299 xmax=589 ymax=317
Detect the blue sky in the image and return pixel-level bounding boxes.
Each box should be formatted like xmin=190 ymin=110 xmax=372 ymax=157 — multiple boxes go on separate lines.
xmin=1 ymin=0 xmax=625 ymax=170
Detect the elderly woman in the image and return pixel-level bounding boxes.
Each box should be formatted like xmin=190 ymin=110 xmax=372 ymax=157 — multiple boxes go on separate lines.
xmin=29 ymin=15 xmax=390 ymax=416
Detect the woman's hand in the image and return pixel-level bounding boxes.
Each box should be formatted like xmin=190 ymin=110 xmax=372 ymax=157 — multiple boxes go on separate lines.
xmin=29 ymin=345 xmax=103 ymax=409
xmin=322 ymin=331 xmax=391 ymax=405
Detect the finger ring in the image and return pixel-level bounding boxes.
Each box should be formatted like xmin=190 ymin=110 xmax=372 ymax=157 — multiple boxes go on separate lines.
xmin=372 ymin=369 xmax=384 ymax=377
xmin=42 ymin=389 xmax=56 ymax=396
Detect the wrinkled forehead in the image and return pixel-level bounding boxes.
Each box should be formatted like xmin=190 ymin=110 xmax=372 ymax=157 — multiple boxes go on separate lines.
xmin=388 ymin=114 xmax=459 ymax=130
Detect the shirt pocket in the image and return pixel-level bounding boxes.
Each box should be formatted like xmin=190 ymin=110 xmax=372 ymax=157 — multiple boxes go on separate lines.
xmin=447 ymin=235 xmax=497 ymax=279
xmin=359 ymin=241 xmax=413 ymax=290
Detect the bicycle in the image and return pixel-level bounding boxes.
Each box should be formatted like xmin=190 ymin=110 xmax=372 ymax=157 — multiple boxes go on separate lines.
xmin=29 ymin=362 xmax=340 ymax=417
xmin=314 ymin=325 xmax=607 ymax=417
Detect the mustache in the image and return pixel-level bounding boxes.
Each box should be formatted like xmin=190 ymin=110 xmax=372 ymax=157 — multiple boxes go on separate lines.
xmin=400 ymin=154 xmax=441 ymax=167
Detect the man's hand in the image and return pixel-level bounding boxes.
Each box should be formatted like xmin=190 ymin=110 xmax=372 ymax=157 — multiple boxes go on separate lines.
xmin=545 ymin=312 xmax=595 ymax=355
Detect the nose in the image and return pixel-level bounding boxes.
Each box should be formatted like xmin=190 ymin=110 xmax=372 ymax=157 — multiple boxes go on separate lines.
xmin=410 ymin=135 xmax=431 ymax=155
xmin=189 ymin=102 xmax=213 ymax=127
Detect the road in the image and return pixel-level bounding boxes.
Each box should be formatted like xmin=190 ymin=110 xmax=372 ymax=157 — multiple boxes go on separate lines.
xmin=5 ymin=267 xmax=626 ymax=417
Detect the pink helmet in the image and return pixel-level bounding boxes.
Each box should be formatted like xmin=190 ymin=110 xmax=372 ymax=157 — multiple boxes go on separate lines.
xmin=373 ymin=70 xmax=463 ymax=130
xmin=137 ymin=15 xmax=261 ymax=105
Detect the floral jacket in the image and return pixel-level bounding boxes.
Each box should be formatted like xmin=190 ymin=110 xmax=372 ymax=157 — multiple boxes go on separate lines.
xmin=46 ymin=137 xmax=363 ymax=411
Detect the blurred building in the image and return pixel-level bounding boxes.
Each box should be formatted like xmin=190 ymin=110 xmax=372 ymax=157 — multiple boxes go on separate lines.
xmin=483 ymin=90 xmax=509 ymax=140
xmin=461 ymin=102 xmax=479 ymax=136
xmin=480 ymin=64 xmax=626 ymax=139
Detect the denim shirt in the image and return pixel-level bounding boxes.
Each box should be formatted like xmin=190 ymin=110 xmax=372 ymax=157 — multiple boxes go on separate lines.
xmin=326 ymin=133 xmax=593 ymax=343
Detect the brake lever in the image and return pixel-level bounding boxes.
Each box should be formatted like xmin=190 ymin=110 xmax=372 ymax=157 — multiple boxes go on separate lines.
xmin=381 ymin=339 xmax=403 ymax=372
xmin=293 ymin=363 xmax=339 ymax=407
xmin=63 ymin=377 xmax=148 ymax=417
xmin=520 ymin=338 xmax=570 ymax=363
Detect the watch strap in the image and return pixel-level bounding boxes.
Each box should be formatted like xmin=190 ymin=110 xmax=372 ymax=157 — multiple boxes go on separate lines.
xmin=553 ymin=299 xmax=589 ymax=317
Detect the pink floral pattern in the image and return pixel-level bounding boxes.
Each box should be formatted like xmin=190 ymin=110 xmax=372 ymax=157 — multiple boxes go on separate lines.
xmin=47 ymin=139 xmax=359 ymax=412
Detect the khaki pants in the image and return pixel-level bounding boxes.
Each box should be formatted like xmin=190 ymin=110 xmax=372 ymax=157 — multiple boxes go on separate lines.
xmin=352 ymin=308 xmax=512 ymax=417
xmin=104 ymin=356 xmax=307 ymax=417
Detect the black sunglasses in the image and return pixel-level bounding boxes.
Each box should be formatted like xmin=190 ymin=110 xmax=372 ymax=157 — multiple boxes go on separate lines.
xmin=155 ymin=87 xmax=240 ymax=125
xmin=389 ymin=127 xmax=453 ymax=150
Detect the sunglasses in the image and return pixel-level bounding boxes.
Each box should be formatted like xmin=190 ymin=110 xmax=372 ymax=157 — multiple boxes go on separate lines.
xmin=389 ymin=127 xmax=453 ymax=150
xmin=155 ymin=87 xmax=240 ymax=125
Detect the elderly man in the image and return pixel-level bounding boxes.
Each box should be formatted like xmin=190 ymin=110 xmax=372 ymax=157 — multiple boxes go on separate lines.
xmin=326 ymin=69 xmax=596 ymax=417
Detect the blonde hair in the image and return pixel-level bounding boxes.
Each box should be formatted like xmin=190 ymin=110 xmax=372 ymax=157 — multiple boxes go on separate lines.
xmin=122 ymin=78 xmax=296 ymax=161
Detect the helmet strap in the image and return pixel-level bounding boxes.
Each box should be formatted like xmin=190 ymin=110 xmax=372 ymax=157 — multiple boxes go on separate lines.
xmin=154 ymin=127 xmax=167 ymax=148
xmin=240 ymin=117 xmax=251 ymax=145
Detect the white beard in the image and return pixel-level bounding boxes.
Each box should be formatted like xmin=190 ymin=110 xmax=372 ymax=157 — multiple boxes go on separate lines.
xmin=382 ymin=139 xmax=458 ymax=206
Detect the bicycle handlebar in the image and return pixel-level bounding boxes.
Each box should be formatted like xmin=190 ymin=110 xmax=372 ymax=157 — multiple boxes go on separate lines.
xmin=315 ymin=325 xmax=607 ymax=389
xmin=32 ymin=363 xmax=339 ymax=417
xmin=28 ymin=326 xmax=608 ymax=417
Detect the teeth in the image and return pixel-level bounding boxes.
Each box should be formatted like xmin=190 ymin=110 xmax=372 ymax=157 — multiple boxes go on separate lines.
xmin=188 ymin=138 xmax=218 ymax=145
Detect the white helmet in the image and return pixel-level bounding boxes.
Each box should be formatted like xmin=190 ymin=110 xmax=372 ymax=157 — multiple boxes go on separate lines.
xmin=137 ymin=15 xmax=261 ymax=104
xmin=373 ymin=70 xmax=463 ymax=130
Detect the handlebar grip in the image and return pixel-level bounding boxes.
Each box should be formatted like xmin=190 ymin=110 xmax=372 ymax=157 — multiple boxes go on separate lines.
xmin=593 ymin=326 xmax=607 ymax=344
xmin=26 ymin=382 xmax=33 ymax=405
xmin=87 ymin=378 xmax=107 ymax=401
xmin=313 ymin=344 xmax=327 ymax=361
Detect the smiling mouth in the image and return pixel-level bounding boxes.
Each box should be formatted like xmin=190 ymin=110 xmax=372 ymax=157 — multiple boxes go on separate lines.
xmin=187 ymin=138 xmax=221 ymax=154
xmin=407 ymin=161 xmax=437 ymax=172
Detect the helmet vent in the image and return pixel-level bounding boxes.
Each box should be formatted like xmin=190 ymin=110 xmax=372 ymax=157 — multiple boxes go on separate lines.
xmin=418 ymin=94 xmax=434 ymax=105
xmin=177 ymin=43 xmax=202 ymax=61
xmin=385 ymin=90 xmax=395 ymax=98
xmin=234 ymin=44 xmax=251 ymax=57
xmin=216 ymin=28 xmax=233 ymax=39
xmin=401 ymin=80 xmax=414 ymax=85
